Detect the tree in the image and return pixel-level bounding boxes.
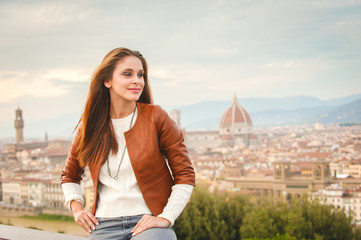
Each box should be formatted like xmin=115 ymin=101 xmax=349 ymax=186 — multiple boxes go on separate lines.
xmin=174 ymin=184 xmax=361 ymax=240
xmin=174 ymin=185 xmax=246 ymax=240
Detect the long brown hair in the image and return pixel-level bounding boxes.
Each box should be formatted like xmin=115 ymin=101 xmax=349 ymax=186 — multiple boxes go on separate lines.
xmin=75 ymin=47 xmax=153 ymax=167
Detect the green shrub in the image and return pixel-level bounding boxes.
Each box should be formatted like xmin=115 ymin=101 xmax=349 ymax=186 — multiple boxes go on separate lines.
xmin=174 ymin=185 xmax=361 ymax=240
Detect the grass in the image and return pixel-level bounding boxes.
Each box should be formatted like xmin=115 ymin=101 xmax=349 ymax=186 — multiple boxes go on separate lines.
xmin=21 ymin=214 xmax=74 ymax=222
xmin=0 ymin=219 xmax=14 ymax=226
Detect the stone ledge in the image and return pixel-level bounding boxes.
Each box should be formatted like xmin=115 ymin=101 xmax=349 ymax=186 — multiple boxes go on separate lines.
xmin=0 ymin=224 xmax=87 ymax=240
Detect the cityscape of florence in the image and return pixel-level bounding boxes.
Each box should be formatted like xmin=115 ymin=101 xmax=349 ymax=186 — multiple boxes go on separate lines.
xmin=1 ymin=0 xmax=361 ymax=239
xmin=1 ymin=92 xmax=361 ymax=239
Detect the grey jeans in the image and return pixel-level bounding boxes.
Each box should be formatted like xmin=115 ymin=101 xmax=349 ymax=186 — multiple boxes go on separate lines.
xmin=89 ymin=214 xmax=176 ymax=240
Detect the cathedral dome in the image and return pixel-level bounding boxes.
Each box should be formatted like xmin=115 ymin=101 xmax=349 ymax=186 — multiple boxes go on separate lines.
xmin=220 ymin=95 xmax=252 ymax=127
xmin=219 ymin=94 xmax=253 ymax=137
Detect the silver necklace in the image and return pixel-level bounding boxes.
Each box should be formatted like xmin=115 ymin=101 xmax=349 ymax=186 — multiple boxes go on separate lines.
xmin=107 ymin=107 xmax=136 ymax=180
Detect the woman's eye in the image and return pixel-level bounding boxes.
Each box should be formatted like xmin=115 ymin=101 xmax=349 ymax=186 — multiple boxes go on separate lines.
xmin=138 ymin=73 xmax=144 ymax=78
xmin=123 ymin=72 xmax=131 ymax=76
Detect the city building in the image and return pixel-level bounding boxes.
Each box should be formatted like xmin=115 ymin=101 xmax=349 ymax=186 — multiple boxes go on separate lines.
xmin=219 ymin=94 xmax=254 ymax=147
xmin=218 ymin=160 xmax=338 ymax=200
xmin=0 ymin=102 xmax=360 ymax=226
xmin=170 ymin=109 xmax=181 ymax=128
xmin=312 ymin=184 xmax=361 ymax=224
xmin=14 ymin=107 xmax=24 ymax=144
xmin=185 ymin=94 xmax=258 ymax=151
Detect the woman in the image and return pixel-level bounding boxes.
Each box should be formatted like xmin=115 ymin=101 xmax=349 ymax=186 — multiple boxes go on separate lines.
xmin=61 ymin=47 xmax=195 ymax=240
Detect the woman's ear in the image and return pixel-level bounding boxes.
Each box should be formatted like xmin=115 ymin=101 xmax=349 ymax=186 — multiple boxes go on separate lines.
xmin=104 ymin=80 xmax=111 ymax=88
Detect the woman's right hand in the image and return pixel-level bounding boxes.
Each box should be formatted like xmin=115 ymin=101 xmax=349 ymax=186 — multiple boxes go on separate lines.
xmin=71 ymin=200 xmax=99 ymax=233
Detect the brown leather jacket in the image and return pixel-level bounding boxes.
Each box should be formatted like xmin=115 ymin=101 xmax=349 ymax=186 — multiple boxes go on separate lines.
xmin=61 ymin=102 xmax=195 ymax=216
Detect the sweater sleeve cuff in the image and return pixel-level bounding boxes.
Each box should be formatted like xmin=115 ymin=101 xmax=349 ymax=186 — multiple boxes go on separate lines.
xmin=157 ymin=184 xmax=194 ymax=226
xmin=61 ymin=182 xmax=84 ymax=212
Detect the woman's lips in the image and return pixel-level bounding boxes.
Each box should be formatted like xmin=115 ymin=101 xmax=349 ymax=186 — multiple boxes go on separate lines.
xmin=128 ymin=88 xmax=141 ymax=93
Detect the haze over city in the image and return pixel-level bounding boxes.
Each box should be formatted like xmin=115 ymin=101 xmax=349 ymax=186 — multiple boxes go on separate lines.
xmin=0 ymin=0 xmax=361 ymax=138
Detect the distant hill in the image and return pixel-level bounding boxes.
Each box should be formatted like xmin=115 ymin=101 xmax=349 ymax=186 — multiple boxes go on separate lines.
xmin=323 ymin=94 xmax=361 ymax=106
xmin=162 ymin=94 xmax=361 ymax=130
xmin=313 ymin=98 xmax=361 ymax=124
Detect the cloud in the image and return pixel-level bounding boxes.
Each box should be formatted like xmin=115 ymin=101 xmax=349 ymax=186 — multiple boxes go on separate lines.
xmin=0 ymin=0 xmax=360 ymax=119
xmin=41 ymin=69 xmax=89 ymax=83
xmin=0 ymin=68 xmax=89 ymax=103
xmin=0 ymin=1 xmax=91 ymax=31
xmin=266 ymin=62 xmax=295 ymax=68
xmin=265 ymin=55 xmax=344 ymax=70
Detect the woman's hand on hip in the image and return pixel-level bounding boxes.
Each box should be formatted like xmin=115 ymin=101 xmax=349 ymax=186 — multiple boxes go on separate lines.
xmin=131 ymin=215 xmax=171 ymax=236
xmin=71 ymin=200 xmax=99 ymax=233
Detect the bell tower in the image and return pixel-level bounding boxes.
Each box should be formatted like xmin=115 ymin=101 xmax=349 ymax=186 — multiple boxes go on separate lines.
xmin=170 ymin=109 xmax=181 ymax=128
xmin=311 ymin=161 xmax=331 ymax=181
xmin=273 ymin=161 xmax=291 ymax=180
xmin=14 ymin=107 xmax=24 ymax=144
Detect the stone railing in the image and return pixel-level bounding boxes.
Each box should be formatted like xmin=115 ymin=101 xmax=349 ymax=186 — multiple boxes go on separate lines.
xmin=0 ymin=224 xmax=87 ymax=240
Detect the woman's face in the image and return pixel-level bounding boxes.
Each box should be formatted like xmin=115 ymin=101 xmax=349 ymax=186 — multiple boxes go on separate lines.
xmin=105 ymin=55 xmax=145 ymax=104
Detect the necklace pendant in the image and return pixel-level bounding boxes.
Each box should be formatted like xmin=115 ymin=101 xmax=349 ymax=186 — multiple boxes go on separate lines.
xmin=114 ymin=176 xmax=118 ymax=180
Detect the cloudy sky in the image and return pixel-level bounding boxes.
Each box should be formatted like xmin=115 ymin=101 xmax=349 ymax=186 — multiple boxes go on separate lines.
xmin=0 ymin=0 xmax=361 ymax=138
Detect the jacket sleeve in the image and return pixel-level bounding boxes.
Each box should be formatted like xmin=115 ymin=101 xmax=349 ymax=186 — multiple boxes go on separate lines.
xmin=61 ymin=133 xmax=84 ymax=184
xmin=154 ymin=105 xmax=195 ymax=186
